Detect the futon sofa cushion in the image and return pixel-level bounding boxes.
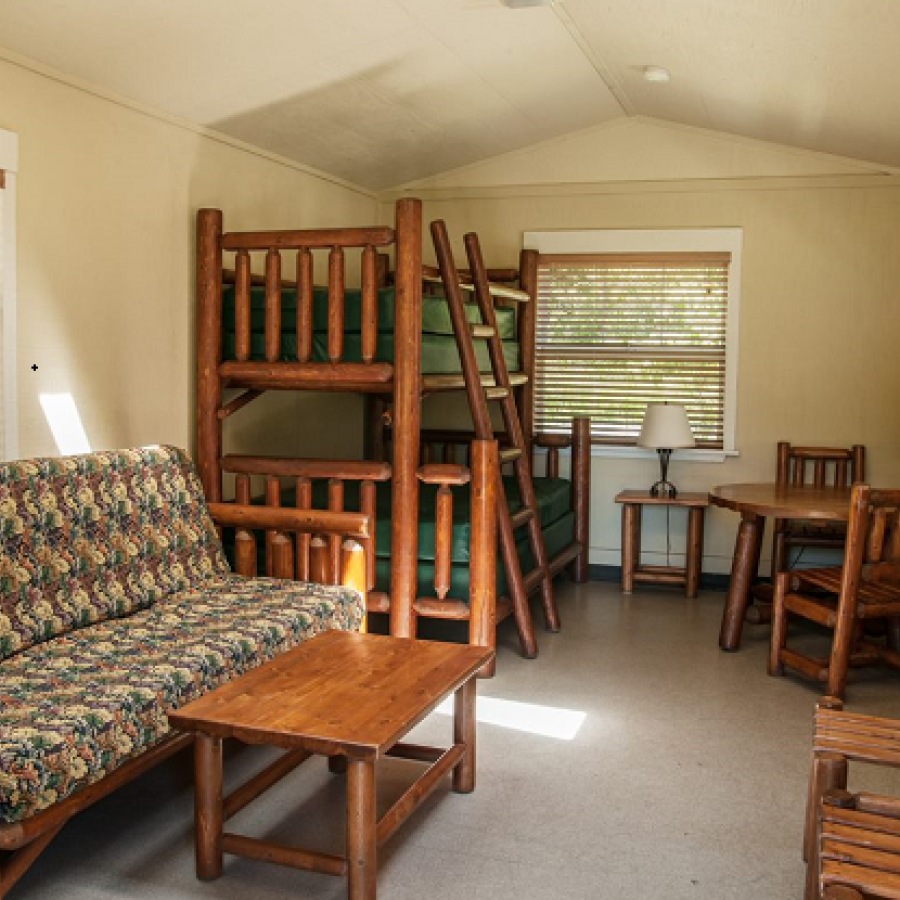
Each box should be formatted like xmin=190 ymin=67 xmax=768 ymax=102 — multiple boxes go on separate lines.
xmin=0 ymin=574 xmax=363 ymax=823
xmin=0 ymin=447 xmax=228 ymax=661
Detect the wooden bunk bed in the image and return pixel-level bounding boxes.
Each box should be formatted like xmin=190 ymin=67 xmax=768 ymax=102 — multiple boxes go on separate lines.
xmin=195 ymin=198 xmax=590 ymax=667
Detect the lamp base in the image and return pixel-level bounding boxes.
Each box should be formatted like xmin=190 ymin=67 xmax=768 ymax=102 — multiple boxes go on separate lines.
xmin=649 ymin=478 xmax=678 ymax=499
xmin=649 ymin=448 xmax=678 ymax=498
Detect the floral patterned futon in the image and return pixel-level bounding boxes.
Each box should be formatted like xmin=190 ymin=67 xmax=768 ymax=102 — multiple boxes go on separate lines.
xmin=0 ymin=446 xmax=364 ymax=823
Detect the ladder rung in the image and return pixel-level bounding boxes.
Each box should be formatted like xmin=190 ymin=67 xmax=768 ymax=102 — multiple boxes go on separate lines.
xmin=422 ymin=373 xmax=527 ymax=393
xmin=510 ymin=508 xmax=535 ymax=530
xmin=484 ymin=387 xmax=509 ymax=401
xmin=499 ymin=448 xmax=522 ymax=464
xmin=470 ymin=324 xmax=495 ymax=339
xmin=421 ymin=273 xmax=530 ymax=303
xmin=523 ymin=567 xmax=546 ymax=596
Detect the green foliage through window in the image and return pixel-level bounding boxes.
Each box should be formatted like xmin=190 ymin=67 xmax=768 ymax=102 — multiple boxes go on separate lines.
xmin=535 ymin=253 xmax=729 ymax=448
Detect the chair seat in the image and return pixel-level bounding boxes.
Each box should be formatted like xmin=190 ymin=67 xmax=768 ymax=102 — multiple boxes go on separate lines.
xmin=784 ymin=520 xmax=848 ymax=541
xmin=794 ymin=567 xmax=900 ymax=609
xmin=819 ymin=791 xmax=900 ymax=899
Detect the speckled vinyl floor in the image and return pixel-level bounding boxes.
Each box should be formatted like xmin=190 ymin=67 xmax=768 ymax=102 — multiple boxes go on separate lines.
xmin=13 ymin=581 xmax=900 ymax=899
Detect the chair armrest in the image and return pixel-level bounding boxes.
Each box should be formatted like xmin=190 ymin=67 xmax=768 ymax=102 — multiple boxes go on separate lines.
xmin=207 ymin=502 xmax=369 ymax=540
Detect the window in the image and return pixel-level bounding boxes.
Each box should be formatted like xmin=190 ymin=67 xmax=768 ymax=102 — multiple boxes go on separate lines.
xmin=0 ymin=127 xmax=17 ymax=461
xmin=525 ymin=229 xmax=741 ymax=454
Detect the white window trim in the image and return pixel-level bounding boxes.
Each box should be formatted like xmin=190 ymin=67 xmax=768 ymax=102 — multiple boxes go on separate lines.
xmin=524 ymin=228 xmax=742 ymax=463
xmin=0 ymin=128 xmax=18 ymax=461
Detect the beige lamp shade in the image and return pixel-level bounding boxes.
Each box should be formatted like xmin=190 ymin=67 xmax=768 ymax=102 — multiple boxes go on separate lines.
xmin=637 ymin=403 xmax=695 ymax=450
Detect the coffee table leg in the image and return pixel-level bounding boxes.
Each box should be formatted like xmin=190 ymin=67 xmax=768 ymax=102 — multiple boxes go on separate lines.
xmin=195 ymin=732 xmax=223 ymax=880
xmin=347 ymin=757 xmax=377 ymax=900
xmin=719 ymin=512 xmax=764 ymax=651
xmin=453 ymin=677 xmax=476 ymax=794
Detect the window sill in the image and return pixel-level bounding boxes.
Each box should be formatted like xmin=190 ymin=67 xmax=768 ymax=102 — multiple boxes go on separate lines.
xmin=538 ymin=446 xmax=739 ymax=463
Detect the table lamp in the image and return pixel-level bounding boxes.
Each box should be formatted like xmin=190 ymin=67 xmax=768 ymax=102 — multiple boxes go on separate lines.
xmin=637 ymin=402 xmax=695 ymax=498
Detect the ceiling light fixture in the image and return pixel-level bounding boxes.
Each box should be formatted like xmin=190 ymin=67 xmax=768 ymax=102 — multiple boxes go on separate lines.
xmin=504 ymin=0 xmax=555 ymax=8
xmin=643 ymin=65 xmax=671 ymax=83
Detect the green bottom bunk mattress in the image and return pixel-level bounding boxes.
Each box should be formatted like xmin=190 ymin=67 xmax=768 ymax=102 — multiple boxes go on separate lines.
xmin=228 ymin=476 xmax=574 ymax=602
xmin=221 ymin=284 xmax=520 ymax=373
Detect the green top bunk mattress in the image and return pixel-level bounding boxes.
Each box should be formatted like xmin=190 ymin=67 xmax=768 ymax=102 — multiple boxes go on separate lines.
xmin=221 ymin=284 xmax=520 ymax=374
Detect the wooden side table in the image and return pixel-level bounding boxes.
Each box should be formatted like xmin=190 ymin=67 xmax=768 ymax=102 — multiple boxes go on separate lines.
xmin=614 ymin=490 xmax=709 ymax=598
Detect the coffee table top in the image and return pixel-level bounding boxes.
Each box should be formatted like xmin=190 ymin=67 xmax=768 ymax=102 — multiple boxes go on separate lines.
xmin=168 ymin=631 xmax=493 ymax=758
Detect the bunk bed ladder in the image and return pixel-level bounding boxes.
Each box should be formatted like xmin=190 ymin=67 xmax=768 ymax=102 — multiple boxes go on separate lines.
xmin=431 ymin=220 xmax=559 ymax=659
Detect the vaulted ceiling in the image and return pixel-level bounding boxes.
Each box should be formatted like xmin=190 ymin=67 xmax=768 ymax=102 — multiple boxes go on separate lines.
xmin=1 ymin=0 xmax=898 ymax=190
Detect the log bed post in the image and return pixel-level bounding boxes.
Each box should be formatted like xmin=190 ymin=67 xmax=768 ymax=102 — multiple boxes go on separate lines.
xmin=197 ymin=209 xmax=224 ymax=501
xmin=391 ymin=198 xmax=423 ymax=638
xmin=572 ymin=416 xmax=591 ymax=583
xmin=470 ymin=439 xmax=499 ymax=677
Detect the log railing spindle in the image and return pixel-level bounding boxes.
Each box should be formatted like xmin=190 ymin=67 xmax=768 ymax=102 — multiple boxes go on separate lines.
xmin=361 ymin=246 xmax=377 ymax=364
xmin=265 ymin=477 xmax=281 ymax=576
xmin=297 ymin=248 xmax=313 ymax=363
xmin=328 ymin=479 xmax=344 ymax=579
xmin=234 ymin=474 xmax=255 ymax=576
xmin=310 ymin=536 xmax=330 ymax=584
xmin=328 ymin=246 xmax=345 ymax=362
xmin=814 ymin=458 xmax=826 ymax=487
xmin=360 ymin=480 xmax=376 ymax=592
xmin=271 ymin=531 xmax=294 ymax=579
xmin=264 ymin=249 xmax=282 ymax=363
xmin=547 ymin=447 xmax=560 ymax=479
xmin=434 ymin=485 xmax=454 ymax=600
xmin=295 ymin=477 xmax=312 ymax=581
xmin=234 ymin=250 xmax=251 ymax=362
xmin=340 ymin=539 xmax=368 ymax=632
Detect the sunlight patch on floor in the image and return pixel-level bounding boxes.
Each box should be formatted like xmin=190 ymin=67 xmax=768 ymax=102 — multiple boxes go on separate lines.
xmin=434 ymin=694 xmax=586 ymax=740
xmin=39 ymin=393 xmax=90 ymax=455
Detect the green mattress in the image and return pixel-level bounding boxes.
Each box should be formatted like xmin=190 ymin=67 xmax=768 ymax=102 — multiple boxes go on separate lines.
xmin=222 ymin=284 xmax=520 ymax=373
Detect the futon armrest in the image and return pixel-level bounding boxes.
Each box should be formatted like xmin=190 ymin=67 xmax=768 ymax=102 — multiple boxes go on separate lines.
xmin=207 ymin=502 xmax=370 ymax=540
xmin=208 ymin=502 xmax=370 ymax=587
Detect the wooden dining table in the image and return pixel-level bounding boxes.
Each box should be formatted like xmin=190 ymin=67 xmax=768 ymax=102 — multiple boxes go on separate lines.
xmin=709 ymin=482 xmax=851 ymax=651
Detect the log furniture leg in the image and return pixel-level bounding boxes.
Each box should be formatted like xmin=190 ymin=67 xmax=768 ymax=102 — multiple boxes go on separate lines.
xmin=686 ymin=506 xmax=705 ymax=599
xmin=571 ymin=416 xmax=592 ymax=583
xmin=347 ymin=757 xmax=377 ymax=900
xmin=621 ymin=502 xmax=638 ymax=594
xmin=453 ymin=678 xmax=476 ymax=794
xmin=719 ymin=511 xmax=764 ymax=651
xmin=195 ymin=733 xmax=224 ymax=881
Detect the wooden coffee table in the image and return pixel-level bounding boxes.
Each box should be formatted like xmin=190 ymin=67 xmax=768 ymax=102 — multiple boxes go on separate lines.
xmin=168 ymin=631 xmax=493 ymax=900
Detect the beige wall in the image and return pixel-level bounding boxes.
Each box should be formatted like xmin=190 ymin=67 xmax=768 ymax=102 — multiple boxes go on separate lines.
xmin=0 ymin=56 xmax=377 ymax=462
xmin=382 ymin=125 xmax=900 ymax=575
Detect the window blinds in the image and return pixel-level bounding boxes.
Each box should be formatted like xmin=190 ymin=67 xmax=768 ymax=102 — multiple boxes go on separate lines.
xmin=534 ymin=252 xmax=730 ymax=448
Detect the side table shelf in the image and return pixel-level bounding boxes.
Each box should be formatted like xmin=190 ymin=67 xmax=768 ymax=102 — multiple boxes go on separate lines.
xmin=614 ymin=490 xmax=710 ymax=598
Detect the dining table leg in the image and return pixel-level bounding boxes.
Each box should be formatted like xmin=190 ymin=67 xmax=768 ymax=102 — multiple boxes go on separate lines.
xmin=719 ymin=511 xmax=765 ymax=651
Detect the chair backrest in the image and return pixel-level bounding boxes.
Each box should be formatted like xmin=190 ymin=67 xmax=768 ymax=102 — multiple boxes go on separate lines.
xmin=776 ymin=442 xmax=866 ymax=489
xmin=842 ymin=484 xmax=900 ymax=591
